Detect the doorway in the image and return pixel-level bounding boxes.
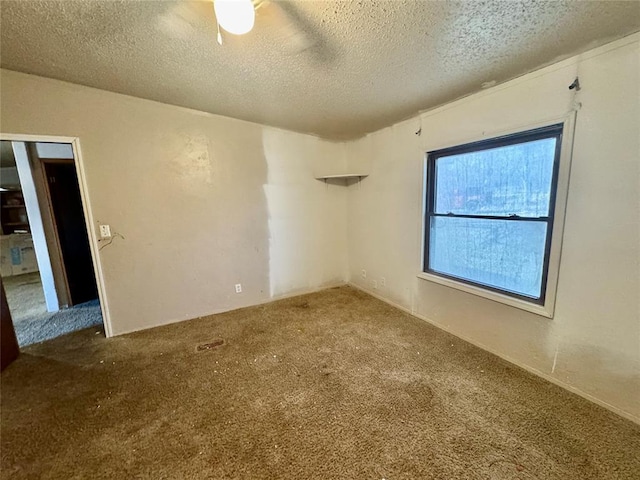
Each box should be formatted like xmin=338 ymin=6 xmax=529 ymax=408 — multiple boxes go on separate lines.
xmin=0 ymin=140 xmax=104 ymax=346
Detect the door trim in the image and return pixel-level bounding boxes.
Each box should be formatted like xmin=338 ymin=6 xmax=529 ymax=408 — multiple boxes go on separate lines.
xmin=0 ymin=134 xmax=113 ymax=337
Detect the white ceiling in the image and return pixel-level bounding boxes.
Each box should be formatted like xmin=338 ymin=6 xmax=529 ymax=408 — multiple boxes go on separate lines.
xmin=1 ymin=1 xmax=639 ymax=140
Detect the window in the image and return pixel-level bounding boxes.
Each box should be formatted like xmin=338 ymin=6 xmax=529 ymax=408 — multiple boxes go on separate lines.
xmin=423 ymin=124 xmax=564 ymax=308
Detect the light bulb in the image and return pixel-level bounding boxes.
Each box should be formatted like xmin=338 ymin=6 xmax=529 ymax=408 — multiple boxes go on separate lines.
xmin=214 ymin=0 xmax=255 ymax=35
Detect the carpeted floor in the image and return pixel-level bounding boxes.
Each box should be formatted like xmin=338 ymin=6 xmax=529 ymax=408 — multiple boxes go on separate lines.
xmin=13 ymin=298 xmax=103 ymax=346
xmin=2 ymin=272 xmax=48 ymax=321
xmin=1 ymin=286 xmax=638 ymax=479
xmin=2 ymin=272 xmax=103 ymax=346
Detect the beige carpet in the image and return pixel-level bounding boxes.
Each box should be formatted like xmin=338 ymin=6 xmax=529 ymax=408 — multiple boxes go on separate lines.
xmin=1 ymin=286 xmax=638 ymax=479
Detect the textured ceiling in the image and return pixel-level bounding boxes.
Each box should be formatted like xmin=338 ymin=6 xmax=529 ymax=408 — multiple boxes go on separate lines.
xmin=1 ymin=1 xmax=639 ymax=140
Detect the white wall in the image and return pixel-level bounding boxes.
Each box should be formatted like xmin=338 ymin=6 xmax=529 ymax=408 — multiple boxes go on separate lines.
xmin=34 ymin=142 xmax=74 ymax=159
xmin=346 ymin=35 xmax=640 ymax=421
xmin=0 ymin=69 xmax=348 ymax=335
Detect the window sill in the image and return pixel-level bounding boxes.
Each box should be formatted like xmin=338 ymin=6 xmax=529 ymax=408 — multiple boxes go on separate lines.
xmin=416 ymin=272 xmax=553 ymax=318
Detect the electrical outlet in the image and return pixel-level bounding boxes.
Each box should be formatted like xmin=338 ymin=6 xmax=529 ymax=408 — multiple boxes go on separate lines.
xmin=361 ymin=269 xmax=367 ymax=279
xmin=372 ymin=280 xmax=378 ymax=289
xmin=99 ymin=224 xmax=112 ymax=238
xmin=235 ymin=284 xmax=242 ymax=293
xmin=381 ymin=277 xmax=386 ymax=287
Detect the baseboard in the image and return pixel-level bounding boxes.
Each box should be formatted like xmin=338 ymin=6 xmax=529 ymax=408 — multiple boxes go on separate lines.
xmin=253 ymin=281 xmax=349 ymax=306
xmin=348 ymin=282 xmax=640 ymax=426
xmin=113 ymin=280 xmax=349 ymax=337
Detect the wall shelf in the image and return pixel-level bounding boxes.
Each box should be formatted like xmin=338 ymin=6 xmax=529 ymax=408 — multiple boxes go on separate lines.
xmin=315 ymin=173 xmax=368 ymax=180
xmin=315 ymin=174 xmax=368 ymax=187
xmin=1 ymin=190 xmax=30 ymax=234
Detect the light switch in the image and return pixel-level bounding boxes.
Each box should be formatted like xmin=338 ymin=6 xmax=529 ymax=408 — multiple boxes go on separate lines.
xmin=99 ymin=224 xmax=112 ymax=238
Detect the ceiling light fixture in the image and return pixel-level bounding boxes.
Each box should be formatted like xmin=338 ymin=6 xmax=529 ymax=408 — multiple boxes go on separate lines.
xmin=213 ymin=0 xmax=255 ymax=35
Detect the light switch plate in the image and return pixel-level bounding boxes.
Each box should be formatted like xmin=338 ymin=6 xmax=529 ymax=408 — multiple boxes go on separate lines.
xmin=99 ymin=224 xmax=112 ymax=238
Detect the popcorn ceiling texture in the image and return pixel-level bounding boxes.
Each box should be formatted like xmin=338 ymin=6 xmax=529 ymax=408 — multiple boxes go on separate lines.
xmin=0 ymin=0 xmax=639 ymax=139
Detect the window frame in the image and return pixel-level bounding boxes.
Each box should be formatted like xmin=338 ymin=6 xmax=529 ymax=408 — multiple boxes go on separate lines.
xmin=418 ymin=116 xmax=575 ymax=318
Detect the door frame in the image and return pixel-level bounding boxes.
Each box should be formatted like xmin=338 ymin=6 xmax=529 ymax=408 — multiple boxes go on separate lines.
xmin=0 ymin=133 xmax=112 ymax=337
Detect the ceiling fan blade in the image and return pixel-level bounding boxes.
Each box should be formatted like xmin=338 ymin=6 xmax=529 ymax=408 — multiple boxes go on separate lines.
xmin=156 ymin=1 xmax=213 ymax=40
xmin=260 ymin=1 xmax=316 ymax=52
xmin=259 ymin=1 xmax=336 ymax=63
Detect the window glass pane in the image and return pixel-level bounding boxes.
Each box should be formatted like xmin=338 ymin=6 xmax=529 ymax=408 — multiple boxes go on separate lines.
xmin=428 ymin=217 xmax=547 ymax=299
xmin=434 ymin=138 xmax=556 ymax=217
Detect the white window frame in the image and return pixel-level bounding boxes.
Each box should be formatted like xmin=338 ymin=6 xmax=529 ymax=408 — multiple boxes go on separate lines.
xmin=417 ymin=114 xmax=576 ymax=318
